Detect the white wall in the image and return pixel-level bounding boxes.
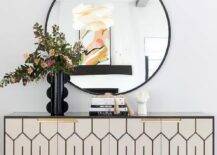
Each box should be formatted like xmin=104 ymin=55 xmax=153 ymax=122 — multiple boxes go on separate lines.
xmin=0 ymin=0 xmax=217 ymax=153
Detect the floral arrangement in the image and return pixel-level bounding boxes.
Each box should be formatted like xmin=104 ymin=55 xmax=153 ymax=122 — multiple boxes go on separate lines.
xmin=0 ymin=3 xmax=114 ymax=88
xmin=0 ymin=23 xmax=85 ymax=87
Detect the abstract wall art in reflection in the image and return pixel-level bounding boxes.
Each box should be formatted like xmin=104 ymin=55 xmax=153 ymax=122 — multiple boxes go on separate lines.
xmin=79 ymin=29 xmax=111 ymax=65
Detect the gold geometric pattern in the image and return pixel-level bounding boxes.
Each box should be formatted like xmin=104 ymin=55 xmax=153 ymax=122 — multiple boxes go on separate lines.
xmin=5 ymin=118 xmax=214 ymax=155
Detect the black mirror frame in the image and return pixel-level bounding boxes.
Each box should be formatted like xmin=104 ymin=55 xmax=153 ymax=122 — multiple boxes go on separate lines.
xmin=45 ymin=0 xmax=171 ymax=95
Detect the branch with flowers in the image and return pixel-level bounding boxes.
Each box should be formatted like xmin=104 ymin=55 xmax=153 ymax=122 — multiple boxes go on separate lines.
xmin=0 ymin=3 xmax=114 ymax=88
xmin=0 ymin=23 xmax=86 ymax=87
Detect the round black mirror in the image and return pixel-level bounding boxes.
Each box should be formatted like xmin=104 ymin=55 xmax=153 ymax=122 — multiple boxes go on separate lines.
xmin=45 ymin=0 xmax=171 ymax=95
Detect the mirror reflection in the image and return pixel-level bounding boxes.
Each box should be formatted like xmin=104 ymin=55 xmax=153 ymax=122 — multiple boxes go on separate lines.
xmin=47 ymin=0 xmax=170 ymax=94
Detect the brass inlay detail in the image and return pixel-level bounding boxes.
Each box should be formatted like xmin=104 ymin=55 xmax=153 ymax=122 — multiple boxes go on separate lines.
xmin=141 ymin=118 xmax=181 ymax=123
xmin=37 ymin=118 xmax=78 ymax=123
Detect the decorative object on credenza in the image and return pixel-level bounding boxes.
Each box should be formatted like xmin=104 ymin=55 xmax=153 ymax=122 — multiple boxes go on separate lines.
xmin=125 ymin=101 xmax=135 ymax=116
xmin=46 ymin=72 xmax=70 ymax=116
xmin=136 ymin=89 xmax=150 ymax=115
xmin=114 ymin=100 xmax=120 ymax=115
xmin=90 ymin=93 xmax=128 ymax=116
xmin=0 ymin=23 xmax=84 ymax=116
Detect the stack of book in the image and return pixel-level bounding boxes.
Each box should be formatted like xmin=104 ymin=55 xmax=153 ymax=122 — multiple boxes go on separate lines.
xmin=89 ymin=98 xmax=128 ymax=116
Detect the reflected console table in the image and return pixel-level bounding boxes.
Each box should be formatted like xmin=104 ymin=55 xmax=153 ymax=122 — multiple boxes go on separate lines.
xmin=4 ymin=112 xmax=214 ymax=155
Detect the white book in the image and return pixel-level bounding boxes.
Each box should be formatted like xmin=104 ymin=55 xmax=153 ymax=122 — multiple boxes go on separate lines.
xmin=90 ymin=107 xmax=128 ymax=112
xmin=92 ymin=98 xmax=125 ymax=105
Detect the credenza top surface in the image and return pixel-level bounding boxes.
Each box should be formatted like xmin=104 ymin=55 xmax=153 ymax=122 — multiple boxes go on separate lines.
xmin=4 ymin=112 xmax=214 ymax=119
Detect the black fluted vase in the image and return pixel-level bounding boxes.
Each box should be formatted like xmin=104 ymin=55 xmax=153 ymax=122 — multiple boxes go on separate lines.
xmin=46 ymin=71 xmax=70 ymax=116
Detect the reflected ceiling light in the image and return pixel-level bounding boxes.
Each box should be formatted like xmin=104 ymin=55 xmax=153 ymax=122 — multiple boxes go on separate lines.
xmin=136 ymin=0 xmax=149 ymax=7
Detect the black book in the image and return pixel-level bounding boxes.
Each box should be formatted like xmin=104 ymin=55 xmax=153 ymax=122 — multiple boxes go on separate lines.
xmin=91 ymin=105 xmax=127 ymax=108
xmin=89 ymin=111 xmax=128 ymax=116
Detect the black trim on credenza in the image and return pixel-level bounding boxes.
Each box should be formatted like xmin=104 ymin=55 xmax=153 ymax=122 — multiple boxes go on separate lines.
xmin=213 ymin=117 xmax=215 ymax=155
xmin=4 ymin=116 xmax=5 ymax=155
xmin=3 ymin=113 xmax=215 ymax=119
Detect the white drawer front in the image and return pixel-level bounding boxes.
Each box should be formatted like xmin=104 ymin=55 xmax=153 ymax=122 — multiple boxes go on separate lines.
xmin=32 ymin=134 xmax=49 ymax=155
xmin=5 ymin=118 xmax=58 ymax=155
xmin=109 ymin=119 xmax=127 ymax=155
xmin=57 ymin=118 xmax=110 ymax=155
xmin=109 ymin=118 xmax=162 ymax=155
xmin=66 ymin=134 xmax=83 ymax=155
xmin=161 ymin=118 xmax=213 ymax=155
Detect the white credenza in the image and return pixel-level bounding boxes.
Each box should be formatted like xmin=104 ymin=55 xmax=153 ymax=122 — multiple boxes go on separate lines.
xmin=4 ymin=113 xmax=214 ymax=155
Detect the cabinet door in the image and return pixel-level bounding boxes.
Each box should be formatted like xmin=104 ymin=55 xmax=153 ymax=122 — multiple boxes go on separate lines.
xmin=110 ymin=118 xmax=162 ymax=155
xmin=92 ymin=119 xmax=110 ymax=155
xmin=162 ymin=118 xmax=185 ymax=155
xmin=137 ymin=119 xmax=161 ymax=155
xmin=161 ymin=118 xmax=214 ymax=155
xmin=57 ymin=118 xmax=78 ymax=155
xmin=5 ymin=118 xmax=58 ymax=155
xmin=58 ymin=118 xmax=110 ymax=155
xmin=5 ymin=118 xmax=26 ymax=155
xmin=110 ymin=118 xmax=130 ymax=155
xmin=128 ymin=118 xmax=151 ymax=155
